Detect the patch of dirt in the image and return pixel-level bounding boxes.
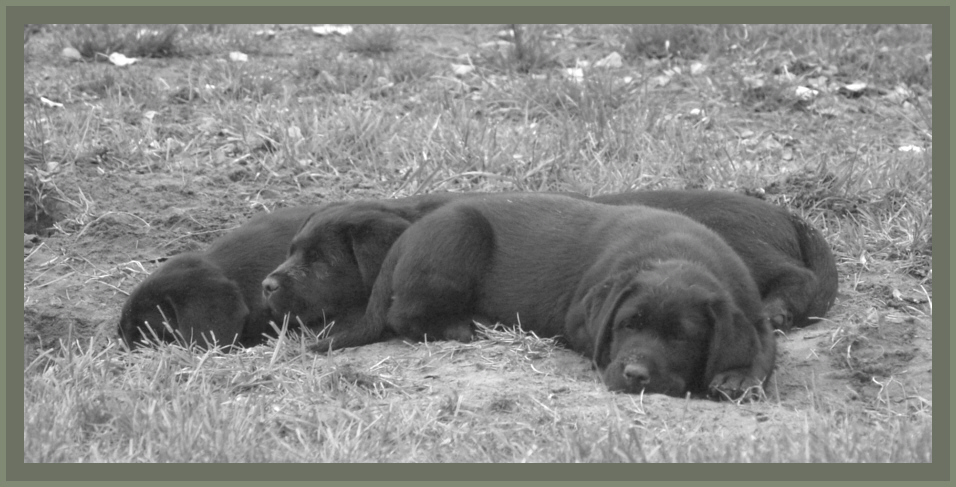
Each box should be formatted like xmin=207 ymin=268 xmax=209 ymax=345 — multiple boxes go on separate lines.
xmin=306 ymin=284 xmax=932 ymax=432
xmin=314 ymin=335 xmax=780 ymax=434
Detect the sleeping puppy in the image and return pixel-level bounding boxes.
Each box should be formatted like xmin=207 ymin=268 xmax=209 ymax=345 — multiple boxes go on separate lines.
xmin=309 ymin=194 xmax=776 ymax=399
xmin=118 ymin=206 xmax=320 ymax=350
xmin=591 ymin=190 xmax=838 ymax=331
xmin=262 ymin=192 xmax=482 ymax=334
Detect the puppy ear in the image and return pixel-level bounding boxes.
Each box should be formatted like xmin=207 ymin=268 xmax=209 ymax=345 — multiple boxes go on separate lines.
xmin=702 ymin=296 xmax=758 ymax=384
xmin=164 ymin=277 xmax=250 ymax=348
xmin=584 ymin=275 xmax=637 ymax=370
xmin=349 ymin=211 xmax=411 ymax=289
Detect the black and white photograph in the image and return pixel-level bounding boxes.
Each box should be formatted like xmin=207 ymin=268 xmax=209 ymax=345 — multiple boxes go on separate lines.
xmin=23 ymin=23 xmax=933 ymax=464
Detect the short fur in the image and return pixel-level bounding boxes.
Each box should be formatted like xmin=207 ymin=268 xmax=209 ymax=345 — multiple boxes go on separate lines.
xmin=274 ymin=190 xmax=837 ymax=338
xmin=118 ymin=206 xmax=319 ymax=350
xmin=309 ymin=194 xmax=776 ymax=399
xmin=591 ymin=190 xmax=838 ymax=331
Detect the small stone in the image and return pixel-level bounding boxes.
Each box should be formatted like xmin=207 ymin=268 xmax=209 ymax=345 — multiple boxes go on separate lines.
xmin=61 ymin=47 xmax=82 ymax=61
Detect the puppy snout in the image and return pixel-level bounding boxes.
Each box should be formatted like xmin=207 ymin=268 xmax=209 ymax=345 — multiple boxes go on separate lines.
xmin=262 ymin=275 xmax=280 ymax=298
xmin=623 ymin=363 xmax=651 ymax=387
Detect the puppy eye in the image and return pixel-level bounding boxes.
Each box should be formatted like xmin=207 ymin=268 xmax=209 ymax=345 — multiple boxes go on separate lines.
xmin=619 ymin=317 xmax=642 ymax=330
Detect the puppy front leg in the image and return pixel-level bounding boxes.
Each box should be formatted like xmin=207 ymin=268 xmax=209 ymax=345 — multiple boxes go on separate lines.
xmin=308 ymin=250 xmax=402 ymax=352
xmin=709 ymin=315 xmax=777 ymax=400
xmin=385 ymin=207 xmax=495 ymax=343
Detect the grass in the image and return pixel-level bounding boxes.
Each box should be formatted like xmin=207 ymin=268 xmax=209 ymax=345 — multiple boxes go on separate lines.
xmin=345 ymin=25 xmax=403 ymax=56
xmin=24 ymin=329 xmax=932 ymax=463
xmin=23 ymin=24 xmax=933 ymax=463
xmin=60 ymin=24 xmax=184 ymax=60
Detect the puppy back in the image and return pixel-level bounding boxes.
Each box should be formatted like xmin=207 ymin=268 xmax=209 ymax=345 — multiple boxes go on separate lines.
xmin=790 ymin=213 xmax=839 ymax=320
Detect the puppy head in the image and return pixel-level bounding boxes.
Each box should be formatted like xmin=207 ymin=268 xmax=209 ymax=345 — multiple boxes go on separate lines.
xmin=262 ymin=204 xmax=411 ymax=329
xmin=587 ymin=261 xmax=754 ymax=397
xmin=118 ymin=254 xmax=249 ymax=350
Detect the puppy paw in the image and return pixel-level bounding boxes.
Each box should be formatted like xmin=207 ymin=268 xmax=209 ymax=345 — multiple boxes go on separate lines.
xmin=708 ymin=370 xmax=764 ymax=401
xmin=763 ymin=299 xmax=793 ymax=331
xmin=308 ymin=338 xmax=334 ymax=354
xmin=769 ymin=312 xmax=793 ymax=331
xmin=442 ymin=320 xmax=475 ymax=343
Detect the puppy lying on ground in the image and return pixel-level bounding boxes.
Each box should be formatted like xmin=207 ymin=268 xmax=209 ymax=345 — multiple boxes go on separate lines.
xmin=309 ymin=194 xmax=776 ymax=398
xmin=591 ymin=190 xmax=838 ymax=330
xmin=269 ymin=190 xmax=836 ymax=337
xmin=262 ymin=192 xmax=480 ymax=334
xmin=118 ymin=206 xmax=319 ymax=350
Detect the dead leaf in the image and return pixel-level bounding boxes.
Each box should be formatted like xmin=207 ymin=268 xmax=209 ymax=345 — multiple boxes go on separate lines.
xmin=61 ymin=47 xmax=82 ymax=61
xmin=229 ymin=51 xmax=248 ymax=62
xmin=135 ymin=28 xmax=163 ymax=40
xmin=650 ymin=75 xmax=670 ymax=87
xmin=690 ymin=62 xmax=706 ymax=75
xmin=594 ymin=51 xmax=623 ymax=69
xmin=107 ymin=52 xmax=138 ymax=67
xmin=564 ymin=68 xmax=584 ymax=83
xmin=39 ymin=97 xmax=64 ymax=108
xmin=838 ymin=82 xmax=869 ymax=98
xmin=743 ymin=75 xmax=764 ymax=89
xmin=758 ymin=137 xmax=783 ymax=152
xmin=451 ymin=63 xmax=474 ymax=77
xmin=884 ymin=84 xmax=914 ymax=104
xmin=312 ymin=25 xmax=353 ymax=36
xmin=807 ymin=76 xmax=829 ymax=90
xmin=479 ymin=40 xmax=511 ymax=49
xmin=795 ymin=86 xmax=819 ymax=101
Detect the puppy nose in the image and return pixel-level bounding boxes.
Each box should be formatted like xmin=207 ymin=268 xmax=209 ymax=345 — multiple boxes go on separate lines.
xmin=623 ymin=363 xmax=651 ymax=387
xmin=262 ymin=275 xmax=280 ymax=297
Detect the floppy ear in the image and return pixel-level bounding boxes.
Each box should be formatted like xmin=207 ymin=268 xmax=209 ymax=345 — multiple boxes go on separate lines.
xmin=119 ymin=294 xmax=177 ymax=348
xmin=584 ymin=275 xmax=637 ymax=370
xmin=157 ymin=276 xmax=250 ymax=349
xmin=349 ymin=211 xmax=412 ymax=289
xmin=182 ymin=281 xmax=250 ymax=347
xmin=702 ymin=296 xmax=759 ymax=385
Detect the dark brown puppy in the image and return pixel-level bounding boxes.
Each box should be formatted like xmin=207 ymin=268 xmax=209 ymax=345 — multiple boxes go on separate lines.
xmin=310 ymin=194 xmax=776 ymax=398
xmin=118 ymin=206 xmax=320 ymax=350
xmin=592 ymin=190 xmax=838 ymax=331
xmin=262 ymin=192 xmax=482 ymax=333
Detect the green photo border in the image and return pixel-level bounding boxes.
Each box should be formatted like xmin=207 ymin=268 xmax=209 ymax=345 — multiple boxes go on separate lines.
xmin=6 ymin=1 xmax=948 ymax=484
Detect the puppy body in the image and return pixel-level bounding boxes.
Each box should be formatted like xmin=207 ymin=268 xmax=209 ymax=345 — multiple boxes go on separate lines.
xmin=313 ymin=195 xmax=776 ymax=397
xmin=118 ymin=206 xmax=319 ymax=349
xmin=592 ymin=190 xmax=838 ymax=330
